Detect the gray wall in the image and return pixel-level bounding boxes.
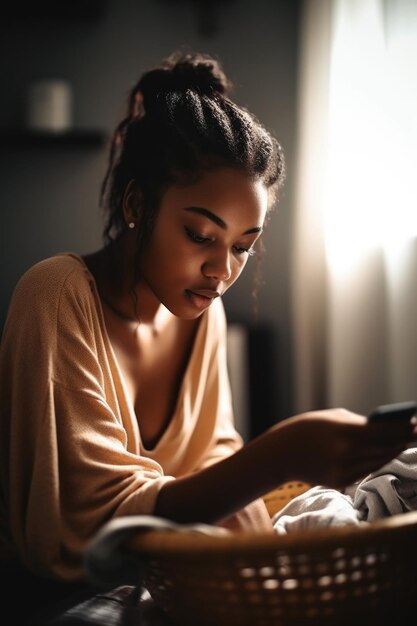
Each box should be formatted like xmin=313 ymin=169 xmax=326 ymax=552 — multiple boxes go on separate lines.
xmin=0 ymin=0 xmax=300 ymax=424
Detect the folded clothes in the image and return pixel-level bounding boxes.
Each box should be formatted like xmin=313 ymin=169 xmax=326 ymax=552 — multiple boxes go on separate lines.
xmin=273 ymin=447 xmax=417 ymax=533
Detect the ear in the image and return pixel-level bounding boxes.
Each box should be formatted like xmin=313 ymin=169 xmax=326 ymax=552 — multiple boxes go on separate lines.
xmin=122 ymin=179 xmax=143 ymax=228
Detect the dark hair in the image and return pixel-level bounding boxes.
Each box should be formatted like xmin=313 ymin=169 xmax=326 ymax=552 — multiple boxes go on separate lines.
xmin=101 ymin=50 xmax=285 ymax=235
xmin=100 ymin=51 xmax=286 ymax=306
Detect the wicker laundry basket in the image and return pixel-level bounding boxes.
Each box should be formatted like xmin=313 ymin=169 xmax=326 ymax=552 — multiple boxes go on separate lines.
xmin=127 ymin=507 xmax=417 ymax=626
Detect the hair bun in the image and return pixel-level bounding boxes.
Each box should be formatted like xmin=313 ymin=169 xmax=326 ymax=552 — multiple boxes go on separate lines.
xmin=137 ymin=51 xmax=232 ymax=111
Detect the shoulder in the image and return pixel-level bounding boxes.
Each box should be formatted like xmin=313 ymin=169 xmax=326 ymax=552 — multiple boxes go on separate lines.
xmin=15 ymin=253 xmax=91 ymax=293
xmin=8 ymin=253 xmax=94 ymax=316
xmin=18 ymin=252 xmax=88 ymax=283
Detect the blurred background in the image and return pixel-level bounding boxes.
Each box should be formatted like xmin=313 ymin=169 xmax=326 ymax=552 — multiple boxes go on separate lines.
xmin=0 ymin=0 xmax=416 ymax=440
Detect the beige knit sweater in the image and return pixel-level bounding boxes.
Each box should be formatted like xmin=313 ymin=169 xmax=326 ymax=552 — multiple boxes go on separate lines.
xmin=0 ymin=253 xmax=265 ymax=581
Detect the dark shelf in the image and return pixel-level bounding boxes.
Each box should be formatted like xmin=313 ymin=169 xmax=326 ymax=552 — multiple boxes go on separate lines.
xmin=0 ymin=129 xmax=108 ymax=149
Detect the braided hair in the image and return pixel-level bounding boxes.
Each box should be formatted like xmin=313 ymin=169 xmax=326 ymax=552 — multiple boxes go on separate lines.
xmin=101 ymin=51 xmax=285 ymax=251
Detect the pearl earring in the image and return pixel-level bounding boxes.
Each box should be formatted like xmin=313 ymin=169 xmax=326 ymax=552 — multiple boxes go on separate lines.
xmin=128 ymin=222 xmax=136 ymax=229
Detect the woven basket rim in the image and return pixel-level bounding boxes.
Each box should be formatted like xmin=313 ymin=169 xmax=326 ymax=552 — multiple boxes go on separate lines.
xmin=127 ymin=509 xmax=417 ymax=556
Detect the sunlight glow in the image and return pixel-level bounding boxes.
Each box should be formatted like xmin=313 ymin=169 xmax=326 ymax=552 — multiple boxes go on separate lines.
xmin=323 ymin=0 xmax=417 ymax=278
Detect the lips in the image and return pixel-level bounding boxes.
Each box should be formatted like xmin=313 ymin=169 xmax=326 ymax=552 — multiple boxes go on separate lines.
xmin=185 ymin=288 xmax=220 ymax=310
xmin=188 ymin=289 xmax=220 ymax=299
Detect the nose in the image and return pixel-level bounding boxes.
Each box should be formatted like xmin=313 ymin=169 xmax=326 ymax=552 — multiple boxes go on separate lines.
xmin=202 ymin=248 xmax=232 ymax=282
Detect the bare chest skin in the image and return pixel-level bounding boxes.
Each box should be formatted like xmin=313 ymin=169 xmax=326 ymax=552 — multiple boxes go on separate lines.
xmin=82 ymin=250 xmax=199 ymax=450
xmin=102 ymin=305 xmax=199 ymax=450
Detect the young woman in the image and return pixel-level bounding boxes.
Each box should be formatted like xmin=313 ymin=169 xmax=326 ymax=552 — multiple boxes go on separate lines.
xmin=0 ymin=51 xmax=414 ymax=624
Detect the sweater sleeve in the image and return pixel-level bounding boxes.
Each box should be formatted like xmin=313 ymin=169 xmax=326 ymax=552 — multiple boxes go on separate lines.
xmin=0 ymin=258 xmax=173 ymax=581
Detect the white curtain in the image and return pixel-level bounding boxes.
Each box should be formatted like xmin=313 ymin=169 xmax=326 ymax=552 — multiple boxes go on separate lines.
xmin=292 ymin=0 xmax=417 ymax=415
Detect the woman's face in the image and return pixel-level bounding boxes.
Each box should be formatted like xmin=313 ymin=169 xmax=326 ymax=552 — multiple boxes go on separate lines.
xmin=138 ymin=166 xmax=268 ymax=319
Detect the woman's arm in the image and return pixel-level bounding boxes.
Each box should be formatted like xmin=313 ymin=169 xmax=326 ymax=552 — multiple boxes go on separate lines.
xmin=154 ymin=408 xmax=415 ymax=525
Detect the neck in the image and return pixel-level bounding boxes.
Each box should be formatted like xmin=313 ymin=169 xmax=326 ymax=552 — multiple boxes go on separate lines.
xmin=85 ymin=240 xmax=164 ymax=330
xmin=100 ymin=292 xmax=139 ymax=324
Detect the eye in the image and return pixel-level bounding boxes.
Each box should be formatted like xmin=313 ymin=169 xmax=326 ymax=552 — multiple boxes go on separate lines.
xmin=233 ymin=245 xmax=256 ymax=256
xmin=184 ymin=226 xmax=211 ymax=244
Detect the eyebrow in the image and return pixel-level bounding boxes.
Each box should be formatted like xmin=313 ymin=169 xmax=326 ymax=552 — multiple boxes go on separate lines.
xmin=183 ymin=206 xmax=262 ymax=235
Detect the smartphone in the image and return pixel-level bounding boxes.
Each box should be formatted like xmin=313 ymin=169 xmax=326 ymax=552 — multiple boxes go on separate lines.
xmin=368 ymin=401 xmax=417 ymax=423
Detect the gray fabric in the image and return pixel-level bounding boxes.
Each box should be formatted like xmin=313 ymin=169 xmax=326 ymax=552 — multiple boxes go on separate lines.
xmin=84 ymin=515 xmax=229 ymax=588
xmin=348 ymin=446 xmax=417 ymax=520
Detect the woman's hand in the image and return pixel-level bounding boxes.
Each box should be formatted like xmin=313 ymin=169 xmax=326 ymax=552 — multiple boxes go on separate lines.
xmin=261 ymin=408 xmax=416 ymax=489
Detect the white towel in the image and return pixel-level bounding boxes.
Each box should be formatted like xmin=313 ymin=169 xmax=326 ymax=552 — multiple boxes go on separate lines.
xmin=272 ymin=486 xmax=362 ymax=534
